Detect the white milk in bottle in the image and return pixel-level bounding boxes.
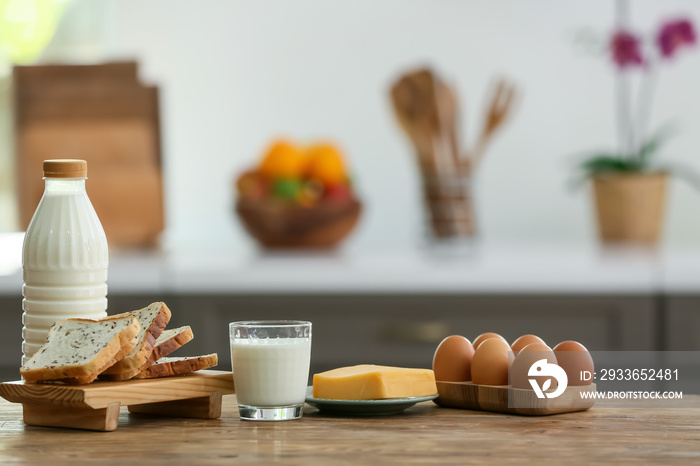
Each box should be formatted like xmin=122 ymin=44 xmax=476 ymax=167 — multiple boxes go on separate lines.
xmin=21 ymin=160 xmax=108 ymax=365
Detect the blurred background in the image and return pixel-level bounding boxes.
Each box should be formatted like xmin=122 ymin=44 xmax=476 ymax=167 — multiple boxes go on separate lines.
xmin=1 ymin=0 xmax=700 ymax=379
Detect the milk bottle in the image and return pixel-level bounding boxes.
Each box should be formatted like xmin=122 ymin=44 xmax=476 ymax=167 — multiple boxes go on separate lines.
xmin=21 ymin=160 xmax=108 ymax=364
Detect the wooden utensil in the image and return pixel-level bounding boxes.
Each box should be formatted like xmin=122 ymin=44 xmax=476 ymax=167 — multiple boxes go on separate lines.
xmin=391 ymin=69 xmax=436 ymax=171
xmin=391 ymin=69 xmax=518 ymax=174
xmin=468 ymin=79 xmax=518 ymax=169
xmin=391 ymin=69 xmax=475 ymax=237
xmin=390 ymin=69 xmax=518 ymax=239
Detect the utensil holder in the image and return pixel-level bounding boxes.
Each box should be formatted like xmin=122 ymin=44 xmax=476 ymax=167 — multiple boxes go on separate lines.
xmin=421 ymin=172 xmax=477 ymax=243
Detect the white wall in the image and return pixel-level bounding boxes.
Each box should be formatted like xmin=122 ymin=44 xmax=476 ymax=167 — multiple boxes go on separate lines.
xmin=49 ymin=0 xmax=700 ymax=252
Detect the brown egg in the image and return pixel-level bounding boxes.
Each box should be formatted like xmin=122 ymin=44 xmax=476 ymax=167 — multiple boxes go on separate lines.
xmin=473 ymin=332 xmax=507 ymax=350
xmin=510 ymin=342 xmax=557 ymax=390
xmin=471 ymin=338 xmax=513 ymax=385
xmin=432 ymin=335 xmax=475 ymax=382
xmin=511 ymin=334 xmax=546 ymax=354
xmin=554 ymin=341 xmax=594 ymax=386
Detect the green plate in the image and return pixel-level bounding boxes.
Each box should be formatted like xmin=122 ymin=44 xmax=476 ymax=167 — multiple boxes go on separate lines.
xmin=305 ymin=386 xmax=438 ymax=416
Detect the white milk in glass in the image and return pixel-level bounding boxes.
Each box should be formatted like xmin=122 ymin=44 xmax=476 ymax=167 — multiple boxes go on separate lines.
xmin=231 ymin=338 xmax=311 ymax=406
xmin=22 ymin=160 xmax=108 ymax=365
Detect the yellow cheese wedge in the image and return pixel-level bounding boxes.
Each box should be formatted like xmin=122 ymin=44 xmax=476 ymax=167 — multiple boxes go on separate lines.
xmin=312 ymin=364 xmax=438 ymax=400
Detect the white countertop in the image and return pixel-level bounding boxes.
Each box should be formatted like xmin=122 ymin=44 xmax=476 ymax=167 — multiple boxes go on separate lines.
xmin=659 ymin=250 xmax=700 ymax=294
xmin=0 ymin=232 xmax=680 ymax=295
xmin=164 ymin=244 xmax=661 ymax=294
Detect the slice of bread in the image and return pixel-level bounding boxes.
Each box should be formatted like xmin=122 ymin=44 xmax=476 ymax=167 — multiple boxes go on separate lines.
xmin=100 ymin=302 xmax=171 ymax=381
xmin=134 ymin=353 xmax=218 ymax=379
xmin=143 ymin=326 xmax=194 ymax=368
xmin=20 ymin=317 xmax=140 ymax=384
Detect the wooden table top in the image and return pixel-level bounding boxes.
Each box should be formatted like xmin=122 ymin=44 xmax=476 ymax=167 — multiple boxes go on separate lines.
xmin=0 ymin=395 xmax=698 ymax=464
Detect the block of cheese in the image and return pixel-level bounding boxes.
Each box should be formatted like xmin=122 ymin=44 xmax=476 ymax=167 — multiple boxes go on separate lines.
xmin=312 ymin=364 xmax=438 ymax=400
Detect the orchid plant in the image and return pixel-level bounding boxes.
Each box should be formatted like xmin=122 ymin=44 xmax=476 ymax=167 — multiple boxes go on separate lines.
xmin=578 ymin=16 xmax=697 ymax=179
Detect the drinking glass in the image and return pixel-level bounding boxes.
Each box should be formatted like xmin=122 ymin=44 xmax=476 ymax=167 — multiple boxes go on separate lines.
xmin=229 ymin=320 xmax=312 ymax=421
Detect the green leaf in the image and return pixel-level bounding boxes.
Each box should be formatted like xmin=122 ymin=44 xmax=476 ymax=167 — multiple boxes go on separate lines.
xmin=578 ymin=155 xmax=641 ymax=174
xmin=568 ymin=154 xmax=633 ymax=191
xmin=569 ymin=123 xmax=680 ymax=191
xmin=658 ymin=163 xmax=700 ymax=191
xmin=638 ymin=125 xmax=676 ymax=166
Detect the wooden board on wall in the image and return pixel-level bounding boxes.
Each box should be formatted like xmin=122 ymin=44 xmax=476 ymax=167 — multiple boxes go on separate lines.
xmin=14 ymin=62 xmax=164 ymax=248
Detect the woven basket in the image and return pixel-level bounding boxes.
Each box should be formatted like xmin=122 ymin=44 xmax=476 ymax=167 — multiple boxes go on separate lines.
xmin=236 ymin=199 xmax=361 ymax=248
xmin=592 ymin=172 xmax=667 ymax=244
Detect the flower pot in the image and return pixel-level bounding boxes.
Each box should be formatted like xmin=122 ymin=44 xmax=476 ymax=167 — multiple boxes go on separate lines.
xmin=592 ymin=172 xmax=667 ymax=244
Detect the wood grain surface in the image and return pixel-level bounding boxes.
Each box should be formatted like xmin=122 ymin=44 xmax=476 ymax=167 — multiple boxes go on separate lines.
xmin=0 ymin=370 xmax=234 ymax=409
xmin=0 ymin=394 xmax=697 ymax=464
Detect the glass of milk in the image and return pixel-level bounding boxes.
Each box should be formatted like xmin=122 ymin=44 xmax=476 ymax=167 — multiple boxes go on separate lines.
xmin=230 ymin=320 xmax=312 ymax=421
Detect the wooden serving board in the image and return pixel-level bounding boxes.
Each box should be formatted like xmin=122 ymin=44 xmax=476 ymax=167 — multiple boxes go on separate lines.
xmin=0 ymin=370 xmax=235 ymax=431
xmin=435 ymin=382 xmax=596 ymax=415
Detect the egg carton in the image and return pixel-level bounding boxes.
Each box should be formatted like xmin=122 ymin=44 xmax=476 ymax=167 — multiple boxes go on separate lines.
xmin=434 ymin=382 xmax=596 ymax=415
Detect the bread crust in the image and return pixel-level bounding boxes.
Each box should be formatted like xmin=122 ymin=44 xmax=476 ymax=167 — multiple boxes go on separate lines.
xmin=100 ymin=302 xmax=172 ymax=380
xmin=20 ymin=317 xmax=140 ymax=384
xmin=134 ymin=354 xmax=218 ymax=379
xmin=144 ymin=326 xmax=194 ymax=368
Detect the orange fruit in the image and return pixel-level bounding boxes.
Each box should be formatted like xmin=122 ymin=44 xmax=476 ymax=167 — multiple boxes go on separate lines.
xmin=258 ymin=140 xmax=308 ymax=179
xmin=306 ymin=143 xmax=347 ymax=186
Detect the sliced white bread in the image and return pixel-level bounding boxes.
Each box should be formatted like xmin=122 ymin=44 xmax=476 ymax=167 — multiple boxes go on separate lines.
xmin=100 ymin=302 xmax=171 ymax=381
xmin=143 ymin=325 xmax=194 ymax=368
xmin=20 ymin=317 xmax=140 ymax=384
xmin=134 ymin=353 xmax=218 ymax=379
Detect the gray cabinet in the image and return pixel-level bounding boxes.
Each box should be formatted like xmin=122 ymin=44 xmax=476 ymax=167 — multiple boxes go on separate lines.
xmin=665 ymin=296 xmax=700 ymax=351
xmin=0 ymin=293 xmax=660 ymax=381
xmin=173 ymin=294 xmax=658 ymax=375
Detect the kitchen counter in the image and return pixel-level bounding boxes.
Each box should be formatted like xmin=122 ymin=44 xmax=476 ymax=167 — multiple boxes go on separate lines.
xmin=0 ymin=238 xmax=683 ymax=369
xmin=0 ymin=235 xmax=666 ymax=295
xmin=0 ymin=395 xmax=697 ymax=464
xmin=165 ymin=244 xmax=661 ymax=295
xmin=1 ymin=235 xmax=698 ymax=369
xmin=6 ymin=229 xmax=700 ymax=295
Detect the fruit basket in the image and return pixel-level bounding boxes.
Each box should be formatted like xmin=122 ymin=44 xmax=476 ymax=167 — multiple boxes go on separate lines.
xmin=234 ymin=139 xmax=361 ymax=248
xmin=236 ymin=198 xmax=361 ymax=248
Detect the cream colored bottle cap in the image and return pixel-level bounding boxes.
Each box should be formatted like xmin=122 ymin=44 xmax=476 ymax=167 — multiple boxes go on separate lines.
xmin=43 ymin=159 xmax=88 ymax=178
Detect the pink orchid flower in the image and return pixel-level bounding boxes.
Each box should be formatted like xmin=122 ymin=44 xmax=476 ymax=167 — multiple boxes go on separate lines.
xmin=657 ymin=19 xmax=696 ymax=58
xmin=611 ymin=30 xmax=644 ymax=68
